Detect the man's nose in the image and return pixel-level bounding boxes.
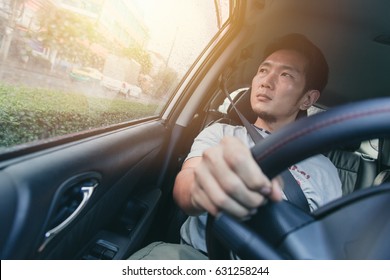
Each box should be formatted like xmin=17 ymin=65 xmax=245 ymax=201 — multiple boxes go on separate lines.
xmin=260 ymin=72 xmax=275 ymax=89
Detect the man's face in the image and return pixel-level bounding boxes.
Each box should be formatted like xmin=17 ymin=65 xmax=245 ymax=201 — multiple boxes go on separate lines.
xmin=250 ymin=49 xmax=310 ymax=125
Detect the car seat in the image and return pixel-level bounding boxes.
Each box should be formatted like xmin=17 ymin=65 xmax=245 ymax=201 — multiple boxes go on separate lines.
xmin=373 ymin=138 xmax=390 ymax=185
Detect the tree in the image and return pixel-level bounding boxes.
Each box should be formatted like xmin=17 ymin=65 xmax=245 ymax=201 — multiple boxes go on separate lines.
xmin=35 ymin=5 xmax=103 ymax=68
xmin=122 ymin=43 xmax=152 ymax=74
xmin=0 ymin=0 xmax=27 ymax=62
xmin=153 ymin=66 xmax=178 ymax=98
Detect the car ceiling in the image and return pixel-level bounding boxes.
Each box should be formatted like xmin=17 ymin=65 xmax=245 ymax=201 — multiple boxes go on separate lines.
xmin=227 ymin=0 xmax=390 ymax=108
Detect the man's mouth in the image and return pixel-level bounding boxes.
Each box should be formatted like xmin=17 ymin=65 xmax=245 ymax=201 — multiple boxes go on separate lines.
xmin=255 ymin=93 xmax=272 ymax=101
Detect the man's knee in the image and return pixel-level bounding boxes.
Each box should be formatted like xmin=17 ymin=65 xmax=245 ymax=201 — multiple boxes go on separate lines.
xmin=128 ymin=241 xmax=208 ymax=260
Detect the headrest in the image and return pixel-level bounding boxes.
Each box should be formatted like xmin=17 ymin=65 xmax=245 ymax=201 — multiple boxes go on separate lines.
xmin=226 ymin=88 xmax=257 ymax=125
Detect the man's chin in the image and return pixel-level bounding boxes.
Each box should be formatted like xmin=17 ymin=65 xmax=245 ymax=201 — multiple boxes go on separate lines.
xmin=255 ymin=111 xmax=277 ymax=123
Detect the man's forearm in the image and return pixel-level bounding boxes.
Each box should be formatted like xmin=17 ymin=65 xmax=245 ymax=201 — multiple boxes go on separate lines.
xmin=173 ymin=167 xmax=205 ymax=216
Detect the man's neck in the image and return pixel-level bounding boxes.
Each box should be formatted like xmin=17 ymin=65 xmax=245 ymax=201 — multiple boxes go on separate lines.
xmin=254 ymin=117 xmax=295 ymax=132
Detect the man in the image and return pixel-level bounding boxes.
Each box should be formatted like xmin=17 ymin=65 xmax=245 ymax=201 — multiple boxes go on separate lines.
xmin=129 ymin=33 xmax=342 ymax=259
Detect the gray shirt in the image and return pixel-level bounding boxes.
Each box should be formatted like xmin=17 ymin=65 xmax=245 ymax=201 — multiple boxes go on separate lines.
xmin=180 ymin=123 xmax=342 ymax=253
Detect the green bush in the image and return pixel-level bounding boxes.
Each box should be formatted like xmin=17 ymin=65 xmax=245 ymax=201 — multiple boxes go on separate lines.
xmin=0 ymin=84 xmax=159 ymax=148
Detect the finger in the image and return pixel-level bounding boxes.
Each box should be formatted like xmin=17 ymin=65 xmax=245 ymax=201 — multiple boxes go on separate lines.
xmin=219 ymin=137 xmax=274 ymax=200
xmin=201 ymin=146 xmax=265 ymax=209
xmin=194 ymin=163 xmax=253 ymax=218
xmin=232 ymin=157 xmax=273 ymax=196
xmin=190 ymin=181 xmax=218 ymax=216
xmin=269 ymin=176 xmax=284 ymax=201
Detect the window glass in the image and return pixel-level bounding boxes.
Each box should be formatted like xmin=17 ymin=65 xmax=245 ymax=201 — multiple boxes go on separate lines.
xmin=0 ymin=0 xmax=230 ymax=151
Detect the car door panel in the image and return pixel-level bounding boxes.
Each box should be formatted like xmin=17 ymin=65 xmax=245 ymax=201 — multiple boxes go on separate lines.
xmin=0 ymin=120 xmax=168 ymax=259
xmin=76 ymin=188 xmax=162 ymax=260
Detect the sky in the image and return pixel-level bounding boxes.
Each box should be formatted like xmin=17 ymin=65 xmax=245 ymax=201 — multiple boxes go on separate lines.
xmin=131 ymin=0 xmax=221 ymax=73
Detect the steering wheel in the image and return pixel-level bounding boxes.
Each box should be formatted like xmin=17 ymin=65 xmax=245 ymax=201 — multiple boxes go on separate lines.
xmin=206 ymin=97 xmax=390 ymax=259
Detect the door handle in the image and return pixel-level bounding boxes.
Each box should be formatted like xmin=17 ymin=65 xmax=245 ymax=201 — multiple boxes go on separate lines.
xmin=38 ymin=182 xmax=98 ymax=252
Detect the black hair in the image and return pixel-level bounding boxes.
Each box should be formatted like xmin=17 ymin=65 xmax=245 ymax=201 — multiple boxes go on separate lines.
xmin=263 ymin=33 xmax=329 ymax=92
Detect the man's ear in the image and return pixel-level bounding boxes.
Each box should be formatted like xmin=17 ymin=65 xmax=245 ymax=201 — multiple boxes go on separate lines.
xmin=300 ymin=90 xmax=320 ymax=110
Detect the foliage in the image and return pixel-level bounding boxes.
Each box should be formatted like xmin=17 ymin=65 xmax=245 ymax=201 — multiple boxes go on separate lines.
xmin=153 ymin=67 xmax=179 ymax=98
xmin=122 ymin=44 xmax=152 ymax=74
xmin=33 ymin=4 xmax=153 ymax=75
xmin=0 ymin=84 xmax=159 ymax=148
xmin=35 ymin=5 xmax=103 ymax=67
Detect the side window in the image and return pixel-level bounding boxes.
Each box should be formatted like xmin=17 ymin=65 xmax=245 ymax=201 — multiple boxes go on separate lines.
xmin=0 ymin=0 xmax=231 ymax=152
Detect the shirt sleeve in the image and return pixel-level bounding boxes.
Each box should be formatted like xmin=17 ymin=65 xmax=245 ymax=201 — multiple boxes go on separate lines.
xmin=185 ymin=123 xmax=225 ymax=160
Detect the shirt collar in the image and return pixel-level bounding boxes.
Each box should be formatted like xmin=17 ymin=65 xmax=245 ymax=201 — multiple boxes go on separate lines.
xmin=252 ymin=124 xmax=271 ymax=135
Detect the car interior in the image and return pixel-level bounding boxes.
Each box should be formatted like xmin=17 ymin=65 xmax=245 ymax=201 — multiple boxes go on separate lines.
xmin=1 ymin=0 xmax=390 ymax=260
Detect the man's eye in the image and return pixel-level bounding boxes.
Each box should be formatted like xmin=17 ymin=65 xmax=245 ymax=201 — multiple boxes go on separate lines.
xmin=258 ymin=68 xmax=267 ymax=73
xmin=281 ymin=72 xmax=293 ymax=78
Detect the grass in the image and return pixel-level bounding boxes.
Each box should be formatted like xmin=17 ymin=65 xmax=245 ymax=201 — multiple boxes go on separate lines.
xmin=0 ymin=83 xmax=160 ymax=148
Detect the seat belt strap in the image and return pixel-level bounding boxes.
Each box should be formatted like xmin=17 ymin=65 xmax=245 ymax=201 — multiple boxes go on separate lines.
xmin=221 ymin=81 xmax=311 ymax=213
xmin=279 ymin=170 xmax=311 ymax=213
xmin=222 ymin=87 xmax=264 ymax=143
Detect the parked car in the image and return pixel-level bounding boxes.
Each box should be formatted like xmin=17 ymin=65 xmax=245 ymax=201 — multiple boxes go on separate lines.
xmin=101 ymin=77 xmax=142 ymax=98
xmin=69 ymin=67 xmax=103 ymax=82
xmin=100 ymin=76 xmax=125 ymax=92
xmin=124 ymin=83 xmax=142 ymax=98
xmin=1 ymin=0 xmax=390 ymax=262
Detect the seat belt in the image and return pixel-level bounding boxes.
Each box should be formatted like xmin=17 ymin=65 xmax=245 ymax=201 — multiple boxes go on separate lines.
xmin=221 ymin=83 xmax=311 ymax=213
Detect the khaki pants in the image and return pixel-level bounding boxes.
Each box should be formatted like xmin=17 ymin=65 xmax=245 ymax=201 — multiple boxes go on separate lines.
xmin=128 ymin=241 xmax=208 ymax=260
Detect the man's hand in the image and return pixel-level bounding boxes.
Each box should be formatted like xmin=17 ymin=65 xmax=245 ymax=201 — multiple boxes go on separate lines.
xmin=173 ymin=136 xmax=283 ymax=219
